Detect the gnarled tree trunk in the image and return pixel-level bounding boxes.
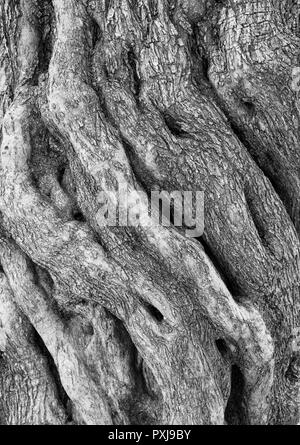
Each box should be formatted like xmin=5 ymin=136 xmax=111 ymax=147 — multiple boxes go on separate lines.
xmin=0 ymin=0 xmax=299 ymax=425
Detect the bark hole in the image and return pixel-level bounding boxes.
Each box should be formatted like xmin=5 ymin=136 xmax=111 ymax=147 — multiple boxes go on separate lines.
xmin=163 ymin=112 xmax=189 ymax=138
xmin=144 ymin=303 xmax=164 ymax=323
xmin=73 ymin=210 xmax=86 ymax=222
xmin=240 ymin=99 xmax=256 ymax=117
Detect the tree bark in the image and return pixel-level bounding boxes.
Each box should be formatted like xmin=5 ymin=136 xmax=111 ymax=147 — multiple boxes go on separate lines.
xmin=0 ymin=0 xmax=299 ymax=425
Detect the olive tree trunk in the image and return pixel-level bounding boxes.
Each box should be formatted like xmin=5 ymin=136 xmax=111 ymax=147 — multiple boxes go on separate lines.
xmin=0 ymin=0 xmax=299 ymax=425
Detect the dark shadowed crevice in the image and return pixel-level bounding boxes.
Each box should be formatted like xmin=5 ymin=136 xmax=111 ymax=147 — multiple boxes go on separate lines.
xmin=286 ymin=355 xmax=300 ymax=383
xmin=214 ymin=0 xmax=227 ymax=7
xmin=73 ymin=210 xmax=86 ymax=222
xmin=39 ymin=0 xmax=55 ymax=75
xmin=240 ymin=99 xmax=256 ymax=117
xmin=120 ymin=136 xmax=154 ymax=189
xmin=105 ymin=0 xmax=112 ymax=15
xmin=104 ymin=308 xmax=162 ymax=424
xmin=199 ymin=237 xmax=241 ymax=299
xmin=215 ymin=339 xmax=229 ymax=359
xmin=104 ymin=308 xmax=148 ymax=383
xmin=91 ymin=19 xmax=101 ymax=50
xmin=243 ymin=188 xmax=268 ymax=249
xmin=162 ymin=112 xmax=190 ymax=138
xmin=88 ymin=19 xmax=102 ymax=88
xmin=143 ymin=302 xmax=164 ymax=323
xmin=201 ymin=55 xmax=210 ymax=83
xmin=56 ymin=167 xmax=65 ymax=186
xmin=35 ymin=263 xmax=55 ymax=295
xmin=187 ymin=24 xmax=212 ymax=89
xmin=225 ymin=365 xmax=246 ymax=425
xmin=31 ymin=328 xmax=73 ymax=423
xmin=128 ymin=48 xmax=141 ymax=104
xmin=99 ymin=91 xmax=118 ymax=128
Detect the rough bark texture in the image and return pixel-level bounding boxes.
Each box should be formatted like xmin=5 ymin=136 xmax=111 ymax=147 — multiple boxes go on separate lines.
xmin=0 ymin=0 xmax=299 ymax=425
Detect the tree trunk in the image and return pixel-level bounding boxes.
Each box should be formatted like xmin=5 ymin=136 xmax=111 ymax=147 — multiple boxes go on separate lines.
xmin=0 ymin=0 xmax=299 ymax=425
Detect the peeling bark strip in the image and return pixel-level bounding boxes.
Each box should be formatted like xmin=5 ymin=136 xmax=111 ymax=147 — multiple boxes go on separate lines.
xmin=0 ymin=0 xmax=299 ymax=426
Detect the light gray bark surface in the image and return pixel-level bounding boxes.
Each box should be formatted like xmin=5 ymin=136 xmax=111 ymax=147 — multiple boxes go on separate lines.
xmin=0 ymin=0 xmax=299 ymax=425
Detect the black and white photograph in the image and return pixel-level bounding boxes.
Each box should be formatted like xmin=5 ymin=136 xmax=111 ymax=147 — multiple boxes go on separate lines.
xmin=0 ymin=0 xmax=299 ymax=429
